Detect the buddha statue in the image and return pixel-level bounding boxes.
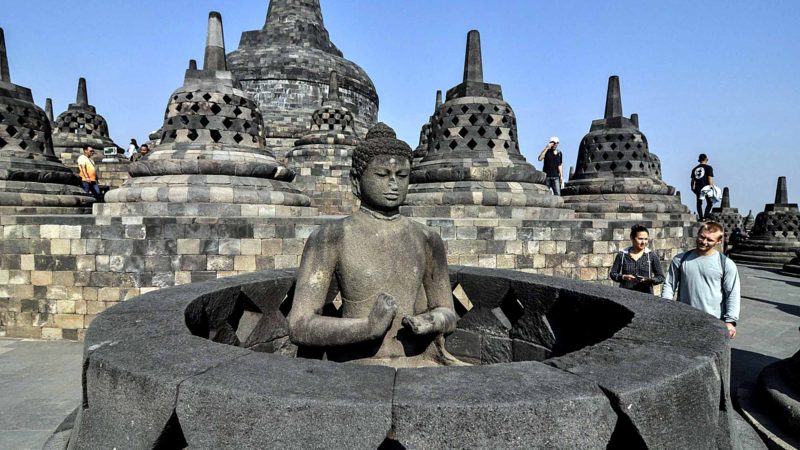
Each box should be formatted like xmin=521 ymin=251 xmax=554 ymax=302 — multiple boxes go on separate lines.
xmin=288 ymin=123 xmax=464 ymax=368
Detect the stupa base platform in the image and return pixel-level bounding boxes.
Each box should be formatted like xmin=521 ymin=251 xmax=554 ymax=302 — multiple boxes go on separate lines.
xmin=94 ymin=202 xmax=318 ymax=218
xmin=401 ymin=205 xmax=574 ymax=220
xmin=780 ymin=261 xmax=800 ymax=277
xmin=406 ymin=181 xmax=565 ymax=210
xmin=730 ymin=241 xmax=800 ymax=267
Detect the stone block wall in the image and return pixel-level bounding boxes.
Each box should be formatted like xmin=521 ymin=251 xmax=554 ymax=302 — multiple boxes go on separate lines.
xmin=242 ymin=79 xmax=378 ymax=152
xmin=0 ymin=213 xmax=693 ymax=340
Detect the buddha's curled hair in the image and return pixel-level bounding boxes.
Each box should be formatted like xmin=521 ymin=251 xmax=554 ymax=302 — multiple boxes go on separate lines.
xmin=351 ymin=123 xmax=412 ymax=180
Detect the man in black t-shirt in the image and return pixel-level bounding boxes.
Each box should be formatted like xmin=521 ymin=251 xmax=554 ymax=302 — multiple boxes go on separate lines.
xmin=690 ymin=153 xmax=715 ymax=221
xmin=538 ymin=136 xmax=563 ymax=195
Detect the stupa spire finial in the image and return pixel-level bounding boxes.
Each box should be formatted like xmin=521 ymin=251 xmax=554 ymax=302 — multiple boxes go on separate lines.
xmin=604 ymin=75 xmax=623 ymax=119
xmin=76 ymin=78 xmax=88 ymax=105
xmin=204 ymin=11 xmax=227 ymax=71
xmin=463 ymin=30 xmax=484 ymax=83
xmin=45 ymin=98 xmax=54 ymax=122
xmin=435 ymin=90 xmax=442 ymax=109
xmin=775 ymin=176 xmax=788 ymax=204
xmin=722 ymin=187 xmax=731 ymax=209
xmin=0 ymin=28 xmax=10 ymax=83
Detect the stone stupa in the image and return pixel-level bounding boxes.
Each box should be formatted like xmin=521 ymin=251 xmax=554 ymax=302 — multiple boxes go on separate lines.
xmin=402 ymin=30 xmax=566 ymax=219
xmin=730 ymin=176 xmax=800 ymax=267
xmin=561 ymin=76 xmax=691 ymax=219
xmin=412 ymin=90 xmax=441 ymax=166
xmin=227 ymin=0 xmax=378 ymax=153
xmin=708 ymin=187 xmax=743 ymax=243
xmin=285 ymin=70 xmax=359 ymax=215
xmin=100 ymin=12 xmax=313 ymax=218
xmin=0 ymin=28 xmax=93 ymax=214
xmin=51 ymin=77 xmax=121 ymax=163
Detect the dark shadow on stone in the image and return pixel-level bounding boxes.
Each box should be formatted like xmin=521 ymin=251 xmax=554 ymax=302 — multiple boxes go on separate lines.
xmin=741 ymin=296 xmax=800 ymax=318
xmin=153 ymin=410 xmax=187 ymax=450
xmin=601 ymin=387 xmax=648 ymax=450
xmin=546 ymin=293 xmax=633 ymax=358
xmin=731 ymin=348 xmax=781 ymax=394
xmin=377 ymin=437 xmax=406 ymax=450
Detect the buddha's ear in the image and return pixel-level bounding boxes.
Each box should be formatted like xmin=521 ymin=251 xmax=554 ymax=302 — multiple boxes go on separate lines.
xmin=351 ymin=176 xmax=361 ymax=199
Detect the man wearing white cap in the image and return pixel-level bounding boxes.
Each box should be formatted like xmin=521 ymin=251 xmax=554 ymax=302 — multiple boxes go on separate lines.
xmin=538 ymin=136 xmax=563 ymax=196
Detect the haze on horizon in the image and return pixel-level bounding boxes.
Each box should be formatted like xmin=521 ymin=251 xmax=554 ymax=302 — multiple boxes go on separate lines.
xmin=3 ymin=0 xmax=798 ymax=217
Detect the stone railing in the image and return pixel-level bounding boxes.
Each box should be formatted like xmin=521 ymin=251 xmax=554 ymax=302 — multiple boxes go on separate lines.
xmin=48 ymin=267 xmax=738 ymax=449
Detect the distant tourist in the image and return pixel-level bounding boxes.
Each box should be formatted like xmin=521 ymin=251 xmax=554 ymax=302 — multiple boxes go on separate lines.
xmin=77 ymin=145 xmax=101 ymax=199
xmin=131 ymin=144 xmax=150 ymax=162
xmin=609 ymin=225 xmax=665 ymax=294
xmin=662 ymin=221 xmax=740 ymax=338
xmin=537 ymin=136 xmax=563 ymax=195
xmin=125 ymin=138 xmax=138 ymax=160
xmin=691 ymin=153 xmax=715 ymax=221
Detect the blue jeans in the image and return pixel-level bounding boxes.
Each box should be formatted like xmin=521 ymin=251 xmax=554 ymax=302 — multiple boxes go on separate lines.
xmin=545 ymin=177 xmax=561 ymax=196
xmin=81 ymin=181 xmax=101 ymax=198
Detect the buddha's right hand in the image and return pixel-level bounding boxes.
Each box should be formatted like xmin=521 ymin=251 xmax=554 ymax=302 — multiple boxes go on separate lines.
xmin=367 ymin=293 xmax=397 ymax=338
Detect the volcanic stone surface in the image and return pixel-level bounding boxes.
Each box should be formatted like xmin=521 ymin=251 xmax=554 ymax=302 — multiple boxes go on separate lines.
xmin=0 ymin=28 xmax=93 ymax=214
xmin=55 ymin=267 xmax=739 ymax=449
xmin=730 ymin=176 xmax=800 ymax=267
xmin=51 ymin=77 xmax=121 ymax=161
xmin=757 ymin=334 xmax=800 ymax=441
xmin=403 ymin=31 xmax=566 ymax=220
xmin=100 ymin=12 xmax=313 ymax=218
xmin=709 ymin=186 xmax=744 ymax=243
xmin=562 ymin=76 xmax=691 ymax=218
xmin=227 ymin=0 xmax=378 ymax=153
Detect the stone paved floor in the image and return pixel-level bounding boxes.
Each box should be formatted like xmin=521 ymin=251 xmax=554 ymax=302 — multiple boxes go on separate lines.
xmin=0 ymin=265 xmax=796 ymax=449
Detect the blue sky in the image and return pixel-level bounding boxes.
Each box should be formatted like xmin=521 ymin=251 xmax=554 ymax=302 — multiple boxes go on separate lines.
xmin=3 ymin=0 xmax=799 ymax=215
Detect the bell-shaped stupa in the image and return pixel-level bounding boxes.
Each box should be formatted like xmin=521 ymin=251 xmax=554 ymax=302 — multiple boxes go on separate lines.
xmin=101 ymin=12 xmax=313 ymax=217
xmin=51 ymin=77 xmax=121 ymax=162
xmin=562 ymin=76 xmax=690 ymax=218
xmin=708 ymin=187 xmax=743 ymax=244
xmin=412 ymin=90 xmax=441 ymax=166
xmin=285 ymin=70 xmax=359 ymax=214
xmin=0 ymin=28 xmax=93 ymax=213
xmin=227 ymin=0 xmax=378 ymax=153
xmin=730 ymin=177 xmax=800 ymax=267
xmin=403 ymin=30 xmax=566 ymax=219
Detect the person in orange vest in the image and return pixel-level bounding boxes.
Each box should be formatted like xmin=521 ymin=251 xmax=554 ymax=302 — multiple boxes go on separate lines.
xmin=77 ymin=145 xmax=100 ymax=199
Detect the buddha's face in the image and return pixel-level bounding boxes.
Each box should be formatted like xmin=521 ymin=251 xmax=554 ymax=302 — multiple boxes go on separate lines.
xmin=354 ymin=154 xmax=410 ymax=213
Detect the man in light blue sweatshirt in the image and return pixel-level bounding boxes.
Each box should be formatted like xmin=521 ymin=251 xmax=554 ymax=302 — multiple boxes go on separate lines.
xmin=662 ymin=221 xmax=740 ymax=338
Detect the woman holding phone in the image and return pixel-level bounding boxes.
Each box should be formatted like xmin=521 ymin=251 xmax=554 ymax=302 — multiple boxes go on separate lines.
xmin=609 ymin=225 xmax=665 ymax=294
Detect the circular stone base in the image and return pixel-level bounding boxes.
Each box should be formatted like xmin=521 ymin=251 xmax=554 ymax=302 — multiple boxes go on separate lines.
xmin=780 ymin=262 xmax=800 ymax=277
xmin=405 ymin=181 xmax=565 ymax=209
xmin=55 ymin=267 xmax=739 ymax=449
xmin=730 ymin=240 xmax=800 ymax=267
xmin=94 ymin=202 xmax=317 ymax=218
xmin=400 ymin=204 xmax=574 ymax=220
xmin=103 ymin=174 xmax=312 ymax=208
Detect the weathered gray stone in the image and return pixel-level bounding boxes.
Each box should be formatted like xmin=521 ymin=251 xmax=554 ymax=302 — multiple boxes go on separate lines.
xmin=393 ymin=362 xmax=617 ymax=449
xmin=177 ymin=353 xmax=394 ymax=449
xmin=69 ymin=334 xmax=249 ymax=450
xmin=547 ymin=339 xmax=723 ymax=449
xmin=227 ymin=0 xmax=378 ymax=152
